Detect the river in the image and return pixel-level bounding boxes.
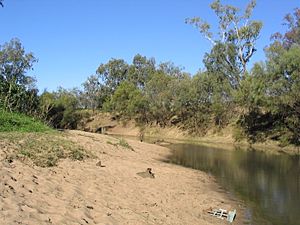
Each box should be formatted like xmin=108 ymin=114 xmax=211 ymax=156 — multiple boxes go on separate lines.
xmin=166 ymin=143 xmax=300 ymax=225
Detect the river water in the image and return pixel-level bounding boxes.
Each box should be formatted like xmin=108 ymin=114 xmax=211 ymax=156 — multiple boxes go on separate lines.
xmin=166 ymin=143 xmax=300 ymax=225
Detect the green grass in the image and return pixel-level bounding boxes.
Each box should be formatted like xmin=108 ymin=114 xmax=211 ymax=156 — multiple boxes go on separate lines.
xmin=0 ymin=110 xmax=51 ymax=132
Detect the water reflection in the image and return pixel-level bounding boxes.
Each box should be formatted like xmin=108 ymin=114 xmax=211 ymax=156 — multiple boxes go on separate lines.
xmin=167 ymin=144 xmax=300 ymax=225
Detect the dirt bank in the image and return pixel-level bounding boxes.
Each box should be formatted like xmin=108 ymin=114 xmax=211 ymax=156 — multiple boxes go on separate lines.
xmin=78 ymin=112 xmax=298 ymax=155
xmin=107 ymin=122 xmax=299 ymax=155
xmin=1 ymin=130 xmax=244 ymax=224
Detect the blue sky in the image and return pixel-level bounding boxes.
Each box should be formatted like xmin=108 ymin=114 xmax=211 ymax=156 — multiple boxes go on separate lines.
xmin=1 ymin=0 xmax=299 ymax=91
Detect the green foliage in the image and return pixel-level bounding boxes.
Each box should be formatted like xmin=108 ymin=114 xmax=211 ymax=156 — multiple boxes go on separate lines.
xmin=237 ymin=44 xmax=300 ymax=146
xmin=204 ymin=42 xmax=240 ymax=89
xmin=128 ymin=54 xmax=156 ymax=88
xmin=81 ymin=75 xmax=101 ymax=110
xmin=187 ymin=0 xmax=262 ymax=76
xmin=95 ymin=58 xmax=195 ymax=128
xmin=97 ymin=58 xmax=129 ymax=95
xmin=173 ymin=73 xmax=210 ymax=133
xmin=271 ymin=8 xmax=300 ymax=49
xmin=235 ymin=66 xmax=266 ymax=111
xmin=55 ymin=89 xmax=81 ymax=128
xmin=237 ymin=110 xmax=278 ymax=143
xmin=104 ymin=81 xmax=148 ymax=119
xmin=39 ymin=88 xmax=81 ymax=129
xmin=91 ymin=53 xmax=236 ymax=134
xmin=144 ymin=72 xmax=174 ymax=126
xmin=264 ymin=46 xmax=300 ymax=146
xmin=184 ymin=0 xmax=262 ymax=132
xmin=0 ymin=110 xmax=51 ymax=132
xmin=0 ymin=38 xmax=38 ymax=115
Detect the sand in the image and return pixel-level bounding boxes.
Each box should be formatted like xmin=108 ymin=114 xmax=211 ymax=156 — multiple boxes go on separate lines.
xmin=0 ymin=130 xmax=244 ymax=225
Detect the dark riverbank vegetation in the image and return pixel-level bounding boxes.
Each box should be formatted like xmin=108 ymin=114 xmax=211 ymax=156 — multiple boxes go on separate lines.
xmin=1 ymin=1 xmax=300 ymax=152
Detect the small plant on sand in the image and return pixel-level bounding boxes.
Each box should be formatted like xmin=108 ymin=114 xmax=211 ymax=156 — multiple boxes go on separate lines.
xmin=106 ymin=140 xmax=115 ymax=146
xmin=118 ymin=138 xmax=134 ymax=151
xmin=106 ymin=138 xmax=134 ymax=151
xmin=69 ymin=147 xmax=86 ymax=161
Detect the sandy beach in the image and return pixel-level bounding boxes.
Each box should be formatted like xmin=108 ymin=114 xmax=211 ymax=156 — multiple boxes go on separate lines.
xmin=1 ymin=130 xmax=243 ymax=225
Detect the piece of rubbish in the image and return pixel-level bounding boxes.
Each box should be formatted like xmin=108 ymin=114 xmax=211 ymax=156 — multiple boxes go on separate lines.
xmin=137 ymin=168 xmax=155 ymax=178
xmin=206 ymin=208 xmax=236 ymax=223
xmin=96 ymin=160 xmax=106 ymax=167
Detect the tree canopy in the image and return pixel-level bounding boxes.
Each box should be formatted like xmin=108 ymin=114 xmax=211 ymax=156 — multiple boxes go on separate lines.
xmin=0 ymin=38 xmax=38 ymax=113
xmin=186 ymin=0 xmax=262 ymax=79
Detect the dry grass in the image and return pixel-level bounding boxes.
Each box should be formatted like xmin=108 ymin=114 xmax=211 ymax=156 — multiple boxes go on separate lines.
xmin=0 ymin=131 xmax=94 ymax=167
xmin=106 ymin=138 xmax=134 ymax=151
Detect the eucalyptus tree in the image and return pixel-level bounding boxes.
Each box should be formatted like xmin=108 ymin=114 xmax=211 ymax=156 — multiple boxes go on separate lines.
xmin=236 ymin=8 xmax=300 ymax=147
xmin=271 ymin=8 xmax=300 ymax=49
xmin=262 ymin=17 xmax=300 ymax=147
xmin=186 ymin=0 xmax=262 ymax=129
xmin=186 ymin=0 xmax=262 ymax=85
xmin=0 ymin=39 xmax=37 ymax=112
xmin=128 ymin=54 xmax=156 ymax=89
xmin=96 ymin=59 xmax=129 ymax=94
xmin=144 ymin=71 xmax=174 ymax=126
xmin=81 ymin=74 xmax=101 ymax=110
xmin=104 ymin=81 xmax=148 ymax=120
xmin=94 ymin=58 xmax=130 ymax=108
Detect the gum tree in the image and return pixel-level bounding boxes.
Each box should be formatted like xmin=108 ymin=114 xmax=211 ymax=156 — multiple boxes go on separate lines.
xmin=186 ymin=0 xmax=262 ymax=85
xmin=0 ymin=39 xmax=37 ymax=112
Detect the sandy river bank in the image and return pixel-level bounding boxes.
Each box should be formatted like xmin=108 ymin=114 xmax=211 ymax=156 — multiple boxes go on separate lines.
xmin=1 ymin=130 xmax=244 ymax=224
